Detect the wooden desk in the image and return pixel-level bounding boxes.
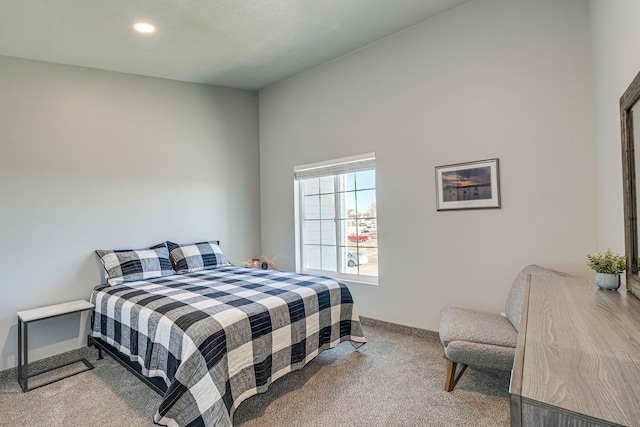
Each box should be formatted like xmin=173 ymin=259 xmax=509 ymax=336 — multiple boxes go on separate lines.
xmin=510 ymin=275 xmax=640 ymax=426
xmin=17 ymin=300 xmax=94 ymax=392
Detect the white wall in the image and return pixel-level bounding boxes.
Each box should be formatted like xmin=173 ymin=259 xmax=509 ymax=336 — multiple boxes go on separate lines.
xmin=0 ymin=56 xmax=260 ymax=370
xmin=259 ymin=0 xmax=597 ymax=331
xmin=590 ymin=1 xmax=640 ymax=255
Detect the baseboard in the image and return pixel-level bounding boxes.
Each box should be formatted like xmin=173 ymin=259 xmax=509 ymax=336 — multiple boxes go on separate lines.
xmin=359 ymin=316 xmax=439 ymax=340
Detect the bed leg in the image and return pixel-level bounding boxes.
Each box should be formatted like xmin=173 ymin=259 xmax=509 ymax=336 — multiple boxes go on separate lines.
xmin=88 ymin=335 xmax=103 ymax=359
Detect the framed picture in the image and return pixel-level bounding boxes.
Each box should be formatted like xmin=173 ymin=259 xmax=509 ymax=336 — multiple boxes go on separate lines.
xmin=435 ymin=158 xmax=501 ymax=211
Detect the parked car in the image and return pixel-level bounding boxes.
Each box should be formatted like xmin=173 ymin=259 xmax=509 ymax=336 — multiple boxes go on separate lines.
xmin=347 ymin=252 xmax=369 ymax=267
xmin=347 ymin=233 xmax=369 ymax=243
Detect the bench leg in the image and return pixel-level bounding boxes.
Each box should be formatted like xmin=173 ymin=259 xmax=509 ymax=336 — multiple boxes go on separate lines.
xmin=444 ymin=360 xmax=467 ymax=392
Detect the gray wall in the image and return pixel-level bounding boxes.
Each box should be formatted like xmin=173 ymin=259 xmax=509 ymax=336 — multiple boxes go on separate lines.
xmin=259 ymin=0 xmax=597 ymax=331
xmin=590 ymin=1 xmax=640 ymax=259
xmin=0 ymin=56 xmax=260 ymax=370
xmin=1 ymin=0 xmax=615 ymax=371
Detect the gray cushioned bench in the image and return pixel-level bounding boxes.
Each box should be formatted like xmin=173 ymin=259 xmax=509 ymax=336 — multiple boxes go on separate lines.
xmin=439 ymin=264 xmax=569 ymax=391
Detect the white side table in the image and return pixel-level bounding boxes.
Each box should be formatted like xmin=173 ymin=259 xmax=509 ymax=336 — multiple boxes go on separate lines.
xmin=17 ymin=299 xmax=95 ymax=392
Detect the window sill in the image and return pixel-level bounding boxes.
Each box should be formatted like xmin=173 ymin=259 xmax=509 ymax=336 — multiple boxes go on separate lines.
xmin=341 ymin=278 xmax=378 ymax=286
xmin=299 ymin=269 xmax=378 ymax=286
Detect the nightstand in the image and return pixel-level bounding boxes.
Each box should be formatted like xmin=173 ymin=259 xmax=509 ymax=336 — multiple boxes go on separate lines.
xmin=17 ymin=299 xmax=95 ymax=392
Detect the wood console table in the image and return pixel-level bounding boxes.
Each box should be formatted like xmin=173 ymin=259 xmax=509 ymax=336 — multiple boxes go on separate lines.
xmin=510 ymin=275 xmax=640 ymax=426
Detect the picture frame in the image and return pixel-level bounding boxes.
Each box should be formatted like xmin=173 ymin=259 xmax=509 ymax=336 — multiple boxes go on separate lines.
xmin=435 ymin=158 xmax=501 ymax=211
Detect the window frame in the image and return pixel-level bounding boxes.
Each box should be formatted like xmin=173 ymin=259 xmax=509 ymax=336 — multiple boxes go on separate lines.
xmin=294 ymin=153 xmax=378 ymax=285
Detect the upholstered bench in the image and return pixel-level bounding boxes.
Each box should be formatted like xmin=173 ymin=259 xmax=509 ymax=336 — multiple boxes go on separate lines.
xmin=439 ymin=264 xmax=570 ymax=391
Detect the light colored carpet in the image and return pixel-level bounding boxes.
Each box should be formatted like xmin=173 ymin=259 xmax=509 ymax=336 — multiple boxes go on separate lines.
xmin=0 ymin=319 xmax=510 ymax=426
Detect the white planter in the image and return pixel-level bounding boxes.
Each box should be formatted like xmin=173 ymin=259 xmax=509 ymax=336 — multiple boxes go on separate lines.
xmin=595 ymin=273 xmax=621 ymax=290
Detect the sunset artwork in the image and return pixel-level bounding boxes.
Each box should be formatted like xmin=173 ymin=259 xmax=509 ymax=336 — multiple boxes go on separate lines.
xmin=435 ymin=159 xmax=500 ymax=210
xmin=442 ymin=166 xmax=492 ymax=202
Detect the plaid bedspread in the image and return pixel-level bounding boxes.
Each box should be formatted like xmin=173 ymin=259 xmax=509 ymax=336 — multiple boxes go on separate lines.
xmin=90 ymin=266 xmax=366 ymax=426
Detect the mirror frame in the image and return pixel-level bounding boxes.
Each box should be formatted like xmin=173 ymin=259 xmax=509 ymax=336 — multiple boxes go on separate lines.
xmin=621 ymin=70 xmax=640 ymax=299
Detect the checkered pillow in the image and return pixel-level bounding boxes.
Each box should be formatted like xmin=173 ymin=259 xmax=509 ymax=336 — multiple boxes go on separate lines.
xmin=96 ymin=242 xmax=174 ymax=286
xmin=167 ymin=241 xmax=232 ymax=274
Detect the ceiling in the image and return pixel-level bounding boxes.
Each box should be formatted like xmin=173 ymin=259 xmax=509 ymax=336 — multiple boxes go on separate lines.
xmin=0 ymin=0 xmax=471 ymax=90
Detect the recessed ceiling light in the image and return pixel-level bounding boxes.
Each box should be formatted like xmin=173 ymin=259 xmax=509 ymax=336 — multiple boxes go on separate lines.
xmin=132 ymin=22 xmax=156 ymax=34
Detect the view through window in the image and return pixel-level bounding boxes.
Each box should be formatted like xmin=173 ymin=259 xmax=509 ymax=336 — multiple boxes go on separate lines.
xmin=294 ymin=154 xmax=378 ymax=283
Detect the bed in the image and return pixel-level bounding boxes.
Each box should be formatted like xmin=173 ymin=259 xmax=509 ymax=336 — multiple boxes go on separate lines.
xmin=89 ymin=241 xmax=366 ymax=427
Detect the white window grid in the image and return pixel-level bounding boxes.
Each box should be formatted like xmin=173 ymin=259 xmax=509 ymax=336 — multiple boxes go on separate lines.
xmin=296 ymin=169 xmax=378 ymax=284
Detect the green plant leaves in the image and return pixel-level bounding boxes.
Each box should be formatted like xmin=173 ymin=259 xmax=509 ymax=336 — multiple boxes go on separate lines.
xmin=586 ymin=249 xmax=626 ymax=274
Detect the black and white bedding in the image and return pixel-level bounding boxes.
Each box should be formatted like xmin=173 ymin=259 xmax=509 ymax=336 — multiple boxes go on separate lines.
xmin=90 ymin=266 xmax=366 ymax=427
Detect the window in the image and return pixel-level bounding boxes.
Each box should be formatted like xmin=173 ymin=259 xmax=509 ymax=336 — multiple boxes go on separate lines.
xmin=294 ymin=153 xmax=378 ymax=284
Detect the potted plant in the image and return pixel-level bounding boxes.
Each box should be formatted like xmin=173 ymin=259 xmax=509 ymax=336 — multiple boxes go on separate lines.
xmin=586 ymin=249 xmax=626 ymax=290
